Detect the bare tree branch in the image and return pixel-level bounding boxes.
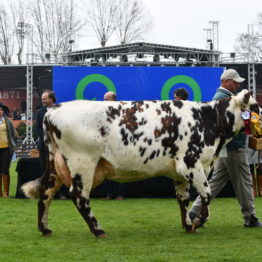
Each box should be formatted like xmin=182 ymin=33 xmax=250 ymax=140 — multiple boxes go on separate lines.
xmin=10 ymin=0 xmax=30 ymax=64
xmin=29 ymin=0 xmax=83 ymax=60
xmin=115 ymin=0 xmax=153 ymax=44
xmin=234 ymin=13 xmax=262 ymax=59
xmin=0 ymin=3 xmax=15 ymax=64
xmin=82 ymin=0 xmax=117 ymax=47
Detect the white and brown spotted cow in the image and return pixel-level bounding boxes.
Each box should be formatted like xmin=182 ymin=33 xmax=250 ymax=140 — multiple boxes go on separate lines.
xmin=22 ymin=89 xmax=262 ymax=237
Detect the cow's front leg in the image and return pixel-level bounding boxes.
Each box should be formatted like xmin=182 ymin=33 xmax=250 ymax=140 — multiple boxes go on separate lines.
xmin=38 ymin=173 xmax=62 ymax=236
xmin=70 ymin=168 xmax=106 ymax=238
xmin=190 ymin=170 xmax=211 ymax=231
xmin=174 ymin=180 xmax=192 ymax=232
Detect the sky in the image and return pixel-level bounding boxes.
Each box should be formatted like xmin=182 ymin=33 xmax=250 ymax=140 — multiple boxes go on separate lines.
xmin=78 ymin=0 xmax=262 ymax=53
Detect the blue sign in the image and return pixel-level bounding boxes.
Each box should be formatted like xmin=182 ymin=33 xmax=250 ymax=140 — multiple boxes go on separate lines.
xmin=53 ymin=66 xmax=224 ymax=102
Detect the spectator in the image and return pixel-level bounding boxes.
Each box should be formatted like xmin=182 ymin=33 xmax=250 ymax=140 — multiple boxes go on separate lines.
xmin=246 ymin=137 xmax=262 ymax=197
xmin=13 ymin=108 xmax=21 ymax=120
xmin=189 ymin=68 xmax=262 ymax=228
xmin=103 ymin=91 xmax=125 ymax=200
xmin=173 ymin=87 xmax=197 ymax=199
xmin=20 ymin=99 xmax=26 ymax=113
xmin=20 ymin=112 xmax=26 ymax=120
xmin=174 ymin=88 xmax=189 ymax=101
xmin=0 ymin=102 xmax=17 ymax=197
xmin=35 ymin=90 xmax=68 ymax=200
xmin=103 ymin=91 xmax=116 ymax=101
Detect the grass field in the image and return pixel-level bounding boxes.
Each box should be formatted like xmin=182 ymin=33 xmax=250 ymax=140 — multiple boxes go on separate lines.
xmin=0 ymin=161 xmax=262 ymax=262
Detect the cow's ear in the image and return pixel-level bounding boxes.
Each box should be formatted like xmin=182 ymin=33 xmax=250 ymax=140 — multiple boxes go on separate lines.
xmin=235 ymin=89 xmax=251 ymax=106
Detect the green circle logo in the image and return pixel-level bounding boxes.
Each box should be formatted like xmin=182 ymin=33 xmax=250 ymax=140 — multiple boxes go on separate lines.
xmin=75 ymin=74 xmax=116 ymax=100
xmin=161 ymin=75 xmax=202 ymax=101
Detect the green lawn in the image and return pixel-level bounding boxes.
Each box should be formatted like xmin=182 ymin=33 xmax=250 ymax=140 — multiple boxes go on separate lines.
xmin=0 ymin=161 xmax=262 ymax=262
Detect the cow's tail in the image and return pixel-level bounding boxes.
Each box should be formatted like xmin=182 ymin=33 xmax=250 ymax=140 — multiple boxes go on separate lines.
xmin=21 ymin=178 xmax=41 ymax=199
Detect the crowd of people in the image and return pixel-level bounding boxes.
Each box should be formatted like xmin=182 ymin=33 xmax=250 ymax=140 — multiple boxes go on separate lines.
xmin=1 ymin=68 xmax=262 ymax=229
xmin=11 ymin=108 xmax=26 ymax=120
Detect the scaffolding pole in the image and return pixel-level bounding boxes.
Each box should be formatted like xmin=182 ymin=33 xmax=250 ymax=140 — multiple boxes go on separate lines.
xmin=209 ymin=21 xmax=219 ymax=51
xmin=247 ymin=24 xmax=257 ymax=99
xmin=24 ymin=60 xmax=34 ymax=145
xmin=23 ymin=24 xmax=35 ymax=146
xmin=248 ymin=63 xmax=256 ymax=99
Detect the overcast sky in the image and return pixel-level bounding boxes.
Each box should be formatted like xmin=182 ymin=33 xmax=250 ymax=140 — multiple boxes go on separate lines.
xmin=142 ymin=0 xmax=261 ymax=53
xmin=79 ymin=0 xmax=262 ymax=53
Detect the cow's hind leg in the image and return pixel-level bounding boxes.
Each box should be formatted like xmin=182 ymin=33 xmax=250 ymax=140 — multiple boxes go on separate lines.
xmin=174 ymin=180 xmax=192 ymax=232
xmin=38 ymin=172 xmax=63 ymax=236
xmin=70 ymin=161 xmax=105 ymax=238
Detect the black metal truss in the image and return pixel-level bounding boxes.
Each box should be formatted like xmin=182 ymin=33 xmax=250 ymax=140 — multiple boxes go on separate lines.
xmin=62 ymin=42 xmax=220 ymax=66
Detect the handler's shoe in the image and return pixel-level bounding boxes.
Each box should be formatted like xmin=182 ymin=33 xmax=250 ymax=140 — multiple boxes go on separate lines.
xmin=244 ymin=215 xmax=262 ymax=228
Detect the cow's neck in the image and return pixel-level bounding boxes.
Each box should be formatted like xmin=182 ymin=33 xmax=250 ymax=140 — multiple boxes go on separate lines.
xmin=214 ymin=98 xmax=243 ymax=156
xmin=216 ymin=108 xmax=228 ymax=138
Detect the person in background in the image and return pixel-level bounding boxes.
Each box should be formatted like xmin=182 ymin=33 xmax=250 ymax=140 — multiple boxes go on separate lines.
xmin=36 ymin=90 xmax=56 ymax=174
xmin=20 ymin=112 xmax=26 ymax=120
xmin=104 ymin=91 xmax=117 ymax=101
xmin=0 ymin=102 xmax=17 ymax=197
xmin=12 ymin=108 xmax=21 ymax=120
xmin=189 ymin=68 xmax=262 ymax=228
xmin=173 ymin=88 xmax=189 ymax=101
xmin=173 ymin=87 xmax=198 ymax=200
xmin=246 ymin=138 xmax=262 ymax=197
xmin=103 ymin=91 xmax=125 ymax=200
xmin=36 ymin=90 xmax=68 ymax=199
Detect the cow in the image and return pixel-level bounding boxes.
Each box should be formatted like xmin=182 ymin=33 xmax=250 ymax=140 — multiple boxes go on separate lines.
xmin=22 ymin=89 xmax=262 ymax=238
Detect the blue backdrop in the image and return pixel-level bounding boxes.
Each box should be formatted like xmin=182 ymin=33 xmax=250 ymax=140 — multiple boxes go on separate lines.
xmin=53 ymin=66 xmax=224 ymax=102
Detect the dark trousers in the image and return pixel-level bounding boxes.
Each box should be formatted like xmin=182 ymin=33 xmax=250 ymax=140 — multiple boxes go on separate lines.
xmin=104 ymin=180 xmax=125 ymax=198
xmin=0 ymin=147 xmax=12 ymax=174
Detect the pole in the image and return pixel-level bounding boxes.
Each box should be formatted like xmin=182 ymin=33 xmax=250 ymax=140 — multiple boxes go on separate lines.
xmin=24 ymin=24 xmax=35 ymax=146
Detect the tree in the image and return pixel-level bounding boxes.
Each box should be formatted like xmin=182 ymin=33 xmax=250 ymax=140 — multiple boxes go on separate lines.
xmin=234 ymin=32 xmax=261 ymax=52
xmin=82 ymin=0 xmax=117 ymax=47
xmin=10 ymin=0 xmax=30 ymax=64
xmin=234 ymin=13 xmax=262 ymax=60
xmin=29 ymin=0 xmax=83 ymax=60
xmin=0 ymin=3 xmax=14 ymax=64
xmin=115 ymin=0 xmax=153 ymax=45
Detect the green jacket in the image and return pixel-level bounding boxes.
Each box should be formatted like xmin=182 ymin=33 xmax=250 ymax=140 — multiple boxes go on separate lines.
xmin=4 ymin=115 xmax=17 ymax=155
xmin=213 ymin=88 xmax=246 ymax=151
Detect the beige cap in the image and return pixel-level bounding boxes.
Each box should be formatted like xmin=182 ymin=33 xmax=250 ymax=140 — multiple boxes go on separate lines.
xmin=221 ymin=69 xmax=245 ymax=83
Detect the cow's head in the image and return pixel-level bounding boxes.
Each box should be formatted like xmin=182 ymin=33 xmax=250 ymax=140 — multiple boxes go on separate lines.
xmin=235 ymin=89 xmax=262 ymax=136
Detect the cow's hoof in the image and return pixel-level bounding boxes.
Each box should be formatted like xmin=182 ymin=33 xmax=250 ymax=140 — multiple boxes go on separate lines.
xmin=184 ymin=218 xmax=201 ymax=233
xmin=97 ymin=233 xmax=107 ymax=238
xmin=94 ymin=229 xmax=106 ymax=238
xmin=42 ymin=229 xmax=52 ymax=236
xmin=185 ymin=225 xmax=198 ymax=233
xmin=191 ymin=217 xmax=201 ymax=232
xmin=184 ymin=224 xmax=195 ymax=233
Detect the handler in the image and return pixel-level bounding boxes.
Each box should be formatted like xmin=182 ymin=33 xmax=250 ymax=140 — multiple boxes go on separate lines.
xmin=189 ymin=68 xmax=262 ymax=228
